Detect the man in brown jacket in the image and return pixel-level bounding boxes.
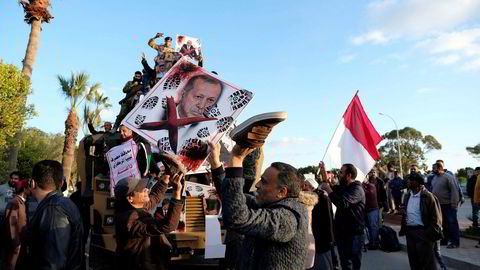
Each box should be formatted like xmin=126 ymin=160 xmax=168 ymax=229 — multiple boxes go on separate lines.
xmin=399 ymin=172 xmax=443 ymax=270
xmin=114 ymin=173 xmax=184 ymax=270
xmin=3 ymin=174 xmax=29 ymax=270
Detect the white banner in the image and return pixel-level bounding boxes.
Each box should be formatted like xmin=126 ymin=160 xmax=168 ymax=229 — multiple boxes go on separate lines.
xmin=106 ymin=139 xmax=141 ymax=192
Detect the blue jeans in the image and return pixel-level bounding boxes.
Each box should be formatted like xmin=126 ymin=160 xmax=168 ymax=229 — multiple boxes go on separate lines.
xmin=336 ymin=234 xmax=364 ymax=270
xmin=365 ymin=208 xmax=380 ymax=245
xmin=440 ymin=204 xmax=460 ymax=246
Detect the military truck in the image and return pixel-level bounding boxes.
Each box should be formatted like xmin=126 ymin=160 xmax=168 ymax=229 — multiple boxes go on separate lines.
xmin=77 ymin=132 xmax=263 ymax=268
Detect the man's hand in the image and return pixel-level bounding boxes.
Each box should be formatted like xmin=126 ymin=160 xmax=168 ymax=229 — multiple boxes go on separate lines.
xmin=161 ymin=174 xmax=169 ymax=185
xmin=320 ymin=182 xmax=333 ymax=194
xmin=155 ymin=32 xmax=164 ymax=38
xmin=170 ymin=172 xmax=184 ymax=200
xmin=208 ymin=141 xmax=222 ymax=169
xmin=230 ymin=144 xmax=255 ymax=167
xmin=319 ymin=161 xmax=325 ymax=171
xmin=141 ymin=52 xmax=146 ymax=61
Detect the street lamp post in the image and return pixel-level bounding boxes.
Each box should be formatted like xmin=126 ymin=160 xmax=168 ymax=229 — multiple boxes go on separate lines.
xmin=379 ymin=112 xmax=403 ymax=177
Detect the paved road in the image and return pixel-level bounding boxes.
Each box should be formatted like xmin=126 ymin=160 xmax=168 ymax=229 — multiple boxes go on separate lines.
xmin=362 ymin=249 xmax=458 ymax=270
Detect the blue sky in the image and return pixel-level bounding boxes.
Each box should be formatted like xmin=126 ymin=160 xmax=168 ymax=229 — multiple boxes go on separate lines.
xmin=1 ymin=0 xmax=479 ymax=173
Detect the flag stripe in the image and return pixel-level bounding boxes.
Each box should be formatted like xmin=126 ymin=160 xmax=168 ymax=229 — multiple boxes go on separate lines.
xmin=343 ymin=95 xmax=383 ymax=161
xmin=325 ymin=119 xmax=377 ymax=180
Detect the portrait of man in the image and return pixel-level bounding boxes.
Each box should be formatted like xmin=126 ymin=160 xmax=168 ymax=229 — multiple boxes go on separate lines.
xmin=177 ymin=74 xmax=223 ymax=118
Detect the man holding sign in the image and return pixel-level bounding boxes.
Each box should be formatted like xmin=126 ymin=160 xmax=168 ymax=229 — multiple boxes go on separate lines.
xmin=114 ymin=172 xmax=184 ymax=270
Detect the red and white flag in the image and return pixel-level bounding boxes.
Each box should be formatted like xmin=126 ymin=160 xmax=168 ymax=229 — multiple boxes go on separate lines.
xmin=324 ymin=93 xmax=383 ymax=180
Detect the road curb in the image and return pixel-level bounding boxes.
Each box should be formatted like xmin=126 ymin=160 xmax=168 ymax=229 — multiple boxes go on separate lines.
xmin=398 ymin=242 xmax=480 ymax=270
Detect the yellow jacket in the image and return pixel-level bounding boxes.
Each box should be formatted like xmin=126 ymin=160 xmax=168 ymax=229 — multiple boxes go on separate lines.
xmin=475 ymin=175 xmax=480 ymax=204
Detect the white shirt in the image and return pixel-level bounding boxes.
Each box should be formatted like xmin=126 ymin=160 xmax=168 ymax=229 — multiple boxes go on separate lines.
xmin=406 ymin=191 xmax=424 ymax=226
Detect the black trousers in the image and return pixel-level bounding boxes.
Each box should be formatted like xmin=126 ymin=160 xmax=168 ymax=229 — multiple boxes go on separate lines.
xmin=405 ymin=227 xmax=437 ymax=270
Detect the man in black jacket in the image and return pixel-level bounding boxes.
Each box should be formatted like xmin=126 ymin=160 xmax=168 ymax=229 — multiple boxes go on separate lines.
xmin=321 ymin=163 xmax=365 ymax=270
xmin=26 ymin=160 xmax=84 ymax=270
xmin=467 ymin=167 xmax=480 ymax=227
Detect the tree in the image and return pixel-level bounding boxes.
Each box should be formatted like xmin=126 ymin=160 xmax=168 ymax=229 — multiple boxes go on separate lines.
xmin=0 ymin=128 xmax=63 ymax=183
xmin=378 ymin=127 xmax=442 ymax=174
xmin=58 ymin=72 xmax=100 ymax=190
xmin=466 ymin=143 xmax=480 ymax=160
xmin=81 ymin=90 xmax=112 ymax=135
xmin=0 ymin=63 xmax=34 ymax=148
xmin=297 ymin=165 xmax=319 ymax=175
xmin=7 ymin=0 xmax=54 ymax=171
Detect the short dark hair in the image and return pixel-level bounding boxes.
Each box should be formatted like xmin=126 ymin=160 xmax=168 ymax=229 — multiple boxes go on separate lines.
xmin=32 ymin=160 xmax=63 ymax=190
xmin=10 ymin=171 xmax=21 ymax=179
xmin=271 ymin=162 xmax=302 ymax=197
xmin=184 ymin=74 xmax=224 ymax=95
xmin=134 ymin=71 xmax=142 ymax=76
xmin=342 ymin=164 xmax=357 ymax=180
xmin=475 ymin=167 xmax=480 ymax=171
xmin=409 ymin=172 xmax=425 ymax=185
xmin=164 ymin=36 xmax=172 ymax=41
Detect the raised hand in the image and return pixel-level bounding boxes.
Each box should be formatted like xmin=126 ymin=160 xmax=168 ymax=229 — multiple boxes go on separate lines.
xmin=208 ymin=141 xmax=222 ymax=169
xmin=170 ymin=172 xmax=184 ymax=200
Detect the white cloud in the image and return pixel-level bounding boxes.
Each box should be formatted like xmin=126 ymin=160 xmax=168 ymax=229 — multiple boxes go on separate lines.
xmin=416 ymin=87 xmax=435 ymax=94
xmin=352 ymin=30 xmax=392 ymax=45
xmin=434 ymin=54 xmax=461 ymax=65
xmin=367 ymin=0 xmax=480 ymax=36
xmin=339 ymin=54 xmax=357 ymax=63
xmin=461 ymin=58 xmax=480 ymax=71
xmin=417 ymin=28 xmax=480 ymax=55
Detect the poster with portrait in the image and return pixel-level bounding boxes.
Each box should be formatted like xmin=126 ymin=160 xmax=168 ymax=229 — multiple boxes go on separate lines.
xmin=176 ymin=35 xmax=203 ymax=64
xmin=122 ymin=58 xmax=253 ymax=173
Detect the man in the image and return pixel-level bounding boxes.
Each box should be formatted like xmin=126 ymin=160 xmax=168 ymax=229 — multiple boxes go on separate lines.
xmin=431 ymin=160 xmax=460 ymax=248
xmin=113 ymin=71 xmax=144 ymax=130
xmin=389 ymin=171 xmax=406 ymax=213
xmin=475 ymin=171 xmax=480 ymax=248
xmin=114 ymin=173 xmax=184 ymax=270
xmin=363 ymin=175 xmax=380 ymax=249
xmin=220 ymin=144 xmax=308 ymax=270
xmin=467 ymin=167 xmax=480 ymax=227
xmin=311 ymin=165 xmax=335 ymax=270
xmin=88 ymin=121 xmax=112 ymax=135
xmin=3 ymin=173 xmax=28 ymax=270
xmin=399 ymin=172 xmax=443 ymax=270
xmin=0 ymin=172 xmax=18 ymax=215
xmin=177 ymin=74 xmax=223 ymax=118
xmin=26 ymin=160 xmax=84 ymax=270
xmin=368 ymin=169 xmax=388 ymax=221
xmin=148 ymin=33 xmax=175 ymax=71
xmin=320 ymin=164 xmax=365 ymax=270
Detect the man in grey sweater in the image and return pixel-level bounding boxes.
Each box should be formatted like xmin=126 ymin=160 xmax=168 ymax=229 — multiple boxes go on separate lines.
xmin=431 ymin=160 xmax=460 ymax=248
xmin=220 ymin=144 xmax=308 ymax=270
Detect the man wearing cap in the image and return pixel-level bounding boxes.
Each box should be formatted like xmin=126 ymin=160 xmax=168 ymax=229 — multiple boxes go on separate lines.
xmin=114 ymin=173 xmax=183 ymax=270
xmin=88 ymin=121 xmax=112 ymax=135
xmin=399 ymin=172 xmax=443 ymax=270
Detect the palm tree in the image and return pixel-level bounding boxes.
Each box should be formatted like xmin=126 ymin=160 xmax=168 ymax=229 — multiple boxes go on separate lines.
xmin=58 ymin=72 xmax=100 ymax=190
xmin=81 ymin=90 xmax=112 ymax=135
xmin=7 ymin=0 xmax=54 ymax=171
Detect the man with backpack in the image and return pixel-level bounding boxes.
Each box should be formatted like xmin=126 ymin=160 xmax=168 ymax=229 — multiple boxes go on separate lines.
xmin=399 ymin=172 xmax=443 ymax=270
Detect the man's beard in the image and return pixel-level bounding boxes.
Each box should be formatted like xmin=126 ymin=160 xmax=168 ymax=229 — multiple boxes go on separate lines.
xmin=340 ymin=176 xmax=348 ymax=186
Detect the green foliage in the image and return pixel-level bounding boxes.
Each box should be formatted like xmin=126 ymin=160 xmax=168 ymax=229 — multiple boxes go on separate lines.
xmin=81 ymin=89 xmax=112 ymax=134
xmin=57 ymin=72 xmax=101 ymax=112
xmin=378 ymin=127 xmax=442 ymax=174
xmin=466 ymin=143 xmax=480 ymax=160
xmin=0 ymin=128 xmax=63 ymax=182
xmin=0 ymin=63 xmax=34 ymax=148
xmin=298 ymin=165 xmax=319 ymax=175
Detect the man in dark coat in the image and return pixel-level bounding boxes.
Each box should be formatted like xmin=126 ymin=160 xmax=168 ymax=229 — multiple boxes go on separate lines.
xmin=114 ymin=173 xmax=184 ymax=270
xmin=26 ymin=160 xmax=84 ymax=270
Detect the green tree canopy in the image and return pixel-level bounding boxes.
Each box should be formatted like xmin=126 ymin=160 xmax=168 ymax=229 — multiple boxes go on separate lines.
xmin=0 ymin=63 xmax=34 ymax=148
xmin=378 ymin=127 xmax=442 ymax=174
xmin=0 ymin=128 xmax=63 ymax=182
xmin=466 ymin=143 xmax=480 ymax=160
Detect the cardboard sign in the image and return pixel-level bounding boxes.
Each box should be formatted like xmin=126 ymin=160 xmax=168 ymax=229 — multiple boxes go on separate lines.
xmin=106 ymin=139 xmax=141 ymax=193
xmin=183 ymin=181 xmax=216 ymax=197
xmin=176 ymin=35 xmax=203 ymax=64
xmin=122 ymin=58 xmax=253 ymax=172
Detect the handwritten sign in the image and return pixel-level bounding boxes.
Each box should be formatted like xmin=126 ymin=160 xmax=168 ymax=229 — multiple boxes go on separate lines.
xmin=106 ymin=139 xmax=141 ymax=193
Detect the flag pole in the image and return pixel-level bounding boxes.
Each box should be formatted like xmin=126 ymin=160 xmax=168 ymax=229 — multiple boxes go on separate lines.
xmin=318 ymin=90 xmax=359 ymax=175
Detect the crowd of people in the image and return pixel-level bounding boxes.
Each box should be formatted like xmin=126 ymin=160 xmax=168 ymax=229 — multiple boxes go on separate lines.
xmin=2 ymin=33 xmax=480 ymax=270
xmin=1 ymin=120 xmax=480 ymax=270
